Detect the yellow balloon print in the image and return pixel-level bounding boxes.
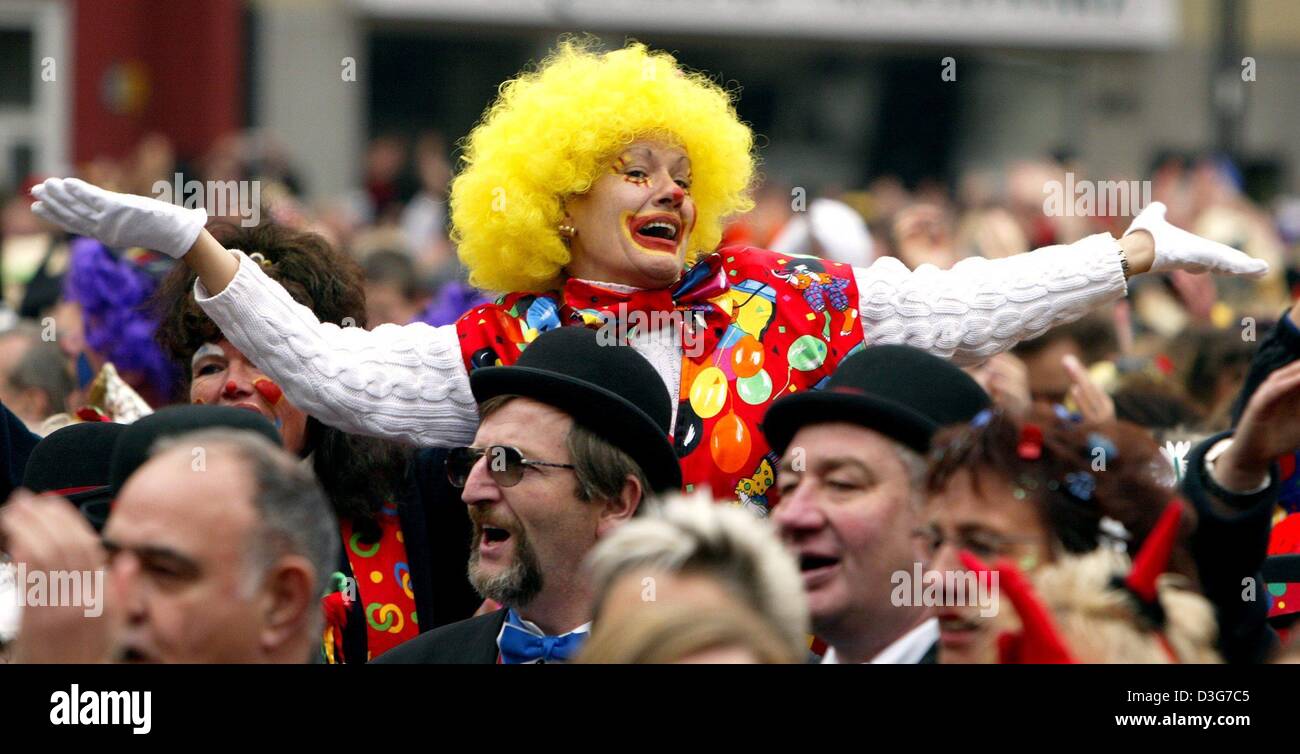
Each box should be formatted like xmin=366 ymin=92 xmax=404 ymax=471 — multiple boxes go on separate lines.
xmin=689 ymin=366 xmax=729 ymax=419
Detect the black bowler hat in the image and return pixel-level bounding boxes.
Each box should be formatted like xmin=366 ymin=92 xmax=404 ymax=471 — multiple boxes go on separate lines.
xmin=109 ymin=405 xmax=282 ymax=495
xmin=469 ymin=327 xmax=681 ymax=493
xmin=763 ymin=344 xmax=991 ymax=454
xmin=1263 ymin=555 xmax=1300 ymax=586
xmin=23 ymin=421 xmax=126 ymax=532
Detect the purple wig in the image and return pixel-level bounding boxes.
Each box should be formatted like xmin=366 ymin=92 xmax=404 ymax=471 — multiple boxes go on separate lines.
xmin=63 ymin=238 xmax=179 ymax=400
xmin=412 ymin=279 xmax=489 ymax=327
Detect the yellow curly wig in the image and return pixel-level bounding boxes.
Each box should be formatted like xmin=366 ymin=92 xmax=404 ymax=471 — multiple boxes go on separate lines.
xmin=450 ymin=38 xmax=757 ymax=294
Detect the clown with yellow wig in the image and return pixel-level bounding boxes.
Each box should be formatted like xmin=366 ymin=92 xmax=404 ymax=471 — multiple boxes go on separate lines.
xmin=32 ymin=40 xmax=1270 ymax=511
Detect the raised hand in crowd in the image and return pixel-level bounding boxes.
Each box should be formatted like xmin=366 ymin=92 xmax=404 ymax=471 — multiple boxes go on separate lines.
xmin=1215 ymin=359 xmax=1300 ymax=493
xmin=966 ymin=352 xmax=1032 ymax=417
xmin=1125 ymin=201 xmax=1268 ymax=278
xmin=0 ymin=490 xmax=122 ymax=663
xmin=1062 ymin=353 xmax=1115 ymax=424
xmin=30 ymin=178 xmax=238 ymax=296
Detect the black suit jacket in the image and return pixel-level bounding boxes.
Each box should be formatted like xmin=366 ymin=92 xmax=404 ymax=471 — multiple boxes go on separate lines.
xmin=373 ymin=609 xmax=507 ymax=664
xmin=1183 ymin=430 xmax=1280 ymax=664
xmin=2 ymin=400 xmax=40 ymax=499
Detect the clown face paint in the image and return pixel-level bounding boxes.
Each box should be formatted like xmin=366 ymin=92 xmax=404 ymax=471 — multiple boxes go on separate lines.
xmin=190 ymin=339 xmax=307 ymax=454
xmin=253 ymin=378 xmax=283 ymax=406
xmin=563 ymin=140 xmax=697 ymax=289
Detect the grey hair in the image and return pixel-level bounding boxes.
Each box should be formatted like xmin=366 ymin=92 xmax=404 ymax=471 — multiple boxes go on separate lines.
xmin=892 ymin=440 xmax=928 ymax=491
xmin=3 ymin=327 xmax=73 ymax=415
xmin=584 ymin=491 xmax=809 ymax=658
xmin=892 ymin=440 xmax=929 ymax=510
xmin=150 ymin=429 xmax=339 ymax=601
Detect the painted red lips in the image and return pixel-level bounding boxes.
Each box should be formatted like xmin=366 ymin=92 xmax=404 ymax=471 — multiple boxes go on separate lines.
xmin=627 ymin=213 xmax=682 ymax=253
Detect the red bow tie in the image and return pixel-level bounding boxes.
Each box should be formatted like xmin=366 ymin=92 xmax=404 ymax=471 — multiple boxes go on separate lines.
xmin=560 ymin=253 xmax=731 ymax=355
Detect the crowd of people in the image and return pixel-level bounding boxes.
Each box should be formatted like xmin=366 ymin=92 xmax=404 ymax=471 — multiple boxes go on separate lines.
xmin=0 ymin=38 xmax=1298 ymax=664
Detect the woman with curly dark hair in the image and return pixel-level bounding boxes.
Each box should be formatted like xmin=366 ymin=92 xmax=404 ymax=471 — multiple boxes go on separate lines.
xmin=917 ymin=406 xmax=1198 ymax=664
xmin=154 ymin=222 xmax=478 ymax=663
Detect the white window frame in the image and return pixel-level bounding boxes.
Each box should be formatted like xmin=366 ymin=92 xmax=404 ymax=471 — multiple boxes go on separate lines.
xmin=0 ymin=0 xmax=70 ymax=187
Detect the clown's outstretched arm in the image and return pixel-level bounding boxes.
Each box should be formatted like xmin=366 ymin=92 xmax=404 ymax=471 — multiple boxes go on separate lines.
xmin=30 ymin=178 xmax=479 ymax=447
xmin=852 ymin=203 xmax=1268 ymax=366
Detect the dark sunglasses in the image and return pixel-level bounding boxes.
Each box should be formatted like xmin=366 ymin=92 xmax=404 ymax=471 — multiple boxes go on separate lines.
xmin=446 ymin=445 xmax=576 ymax=488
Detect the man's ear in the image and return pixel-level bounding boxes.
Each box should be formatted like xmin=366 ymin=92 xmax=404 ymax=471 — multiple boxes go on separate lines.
xmin=596 ymin=474 xmax=643 ymax=537
xmin=259 ymin=556 xmax=316 ymax=654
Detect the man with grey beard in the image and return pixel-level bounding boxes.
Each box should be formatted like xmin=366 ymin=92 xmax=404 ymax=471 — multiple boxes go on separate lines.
xmin=374 ymin=327 xmax=680 ymax=663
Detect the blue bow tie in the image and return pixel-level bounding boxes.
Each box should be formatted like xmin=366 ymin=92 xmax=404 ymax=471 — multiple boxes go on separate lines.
xmin=497 ymin=610 xmax=588 ymax=664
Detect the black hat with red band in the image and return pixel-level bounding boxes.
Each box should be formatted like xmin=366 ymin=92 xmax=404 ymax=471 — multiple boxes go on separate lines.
xmin=22 ymin=420 xmax=126 ymax=531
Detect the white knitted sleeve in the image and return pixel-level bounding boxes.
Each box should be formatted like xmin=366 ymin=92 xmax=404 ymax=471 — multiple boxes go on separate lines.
xmin=853 ymin=232 xmax=1128 ymax=366
xmin=193 ymin=250 xmax=479 ymax=447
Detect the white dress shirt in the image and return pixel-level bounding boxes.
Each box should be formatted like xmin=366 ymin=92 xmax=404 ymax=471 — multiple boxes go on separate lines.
xmin=821 ymin=617 xmax=940 ymax=664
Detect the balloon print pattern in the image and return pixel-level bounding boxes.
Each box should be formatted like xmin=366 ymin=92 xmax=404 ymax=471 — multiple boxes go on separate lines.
xmin=456 ymin=247 xmax=866 ymax=510
xmin=676 ymin=251 xmax=865 ymax=513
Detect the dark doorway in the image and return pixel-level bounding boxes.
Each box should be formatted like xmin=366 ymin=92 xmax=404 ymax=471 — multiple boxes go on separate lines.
xmin=867 ymin=57 xmax=964 ymax=189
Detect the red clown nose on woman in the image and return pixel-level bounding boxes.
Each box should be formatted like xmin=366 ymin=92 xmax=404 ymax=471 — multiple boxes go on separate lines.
xmin=31 ymin=39 xmax=1269 ymax=514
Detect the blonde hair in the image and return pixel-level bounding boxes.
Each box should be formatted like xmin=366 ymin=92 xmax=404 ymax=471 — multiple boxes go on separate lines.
xmin=1007 ymin=548 xmax=1220 ymax=664
xmin=576 ymin=601 xmax=798 ymax=664
xmin=584 ymin=491 xmax=808 ymax=659
xmin=450 ymin=37 xmax=756 ymax=293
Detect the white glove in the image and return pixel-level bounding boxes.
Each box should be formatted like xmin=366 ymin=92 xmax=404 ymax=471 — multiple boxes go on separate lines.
xmin=1125 ymin=201 xmax=1268 ymax=278
xmin=30 ymin=177 xmax=208 ymax=259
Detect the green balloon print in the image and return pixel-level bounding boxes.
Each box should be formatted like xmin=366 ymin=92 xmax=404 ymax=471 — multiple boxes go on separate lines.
xmin=736 ymin=369 xmax=773 ymax=405
xmin=788 ymin=335 xmax=828 ymax=372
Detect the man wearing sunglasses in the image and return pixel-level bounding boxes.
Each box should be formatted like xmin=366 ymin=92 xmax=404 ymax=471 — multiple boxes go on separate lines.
xmin=375 ymin=327 xmax=681 ymax=663
xmin=762 ymin=345 xmax=991 ymax=664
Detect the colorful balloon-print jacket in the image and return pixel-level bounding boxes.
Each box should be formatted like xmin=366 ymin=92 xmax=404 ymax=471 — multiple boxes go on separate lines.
xmin=456 ymin=247 xmax=865 ymax=512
